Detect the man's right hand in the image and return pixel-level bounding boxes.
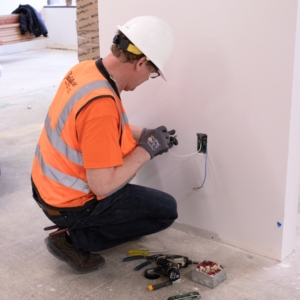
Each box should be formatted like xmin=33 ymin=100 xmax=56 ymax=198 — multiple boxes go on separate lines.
xmin=137 ymin=126 xmax=176 ymax=159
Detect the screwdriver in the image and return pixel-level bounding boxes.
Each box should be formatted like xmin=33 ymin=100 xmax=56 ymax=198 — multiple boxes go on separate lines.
xmin=128 ymin=249 xmax=166 ymax=256
xmin=147 ymin=279 xmax=173 ymax=291
xmin=147 ymin=279 xmax=182 ymax=291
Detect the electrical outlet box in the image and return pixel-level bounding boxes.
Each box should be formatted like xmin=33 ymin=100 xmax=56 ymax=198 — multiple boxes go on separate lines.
xmin=197 ymin=133 xmax=207 ymax=154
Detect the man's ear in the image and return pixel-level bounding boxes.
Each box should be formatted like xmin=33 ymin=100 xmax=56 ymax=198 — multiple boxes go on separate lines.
xmin=137 ymin=56 xmax=148 ymax=68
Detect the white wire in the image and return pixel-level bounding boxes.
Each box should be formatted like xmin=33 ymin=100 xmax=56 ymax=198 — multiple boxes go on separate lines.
xmin=169 ymin=143 xmax=203 ymax=158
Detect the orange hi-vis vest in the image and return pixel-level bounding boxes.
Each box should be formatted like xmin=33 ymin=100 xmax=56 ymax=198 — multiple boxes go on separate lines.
xmin=32 ymin=60 xmax=137 ymax=208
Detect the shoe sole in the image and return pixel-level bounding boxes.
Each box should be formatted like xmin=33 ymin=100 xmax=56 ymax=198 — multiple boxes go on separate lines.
xmin=45 ymin=237 xmax=105 ymax=274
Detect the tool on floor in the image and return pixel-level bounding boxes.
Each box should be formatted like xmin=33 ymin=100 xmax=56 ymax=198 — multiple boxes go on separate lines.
xmin=128 ymin=249 xmax=166 ymax=256
xmin=123 ymin=255 xmax=155 ymax=271
xmin=144 ymin=254 xmax=198 ymax=281
xmin=167 ymin=291 xmax=201 ymax=300
xmin=147 ymin=278 xmax=181 ymax=291
xmin=123 ymin=253 xmax=199 ymax=291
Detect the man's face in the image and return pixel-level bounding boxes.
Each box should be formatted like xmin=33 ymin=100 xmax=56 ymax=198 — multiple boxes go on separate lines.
xmin=124 ymin=60 xmax=158 ymax=91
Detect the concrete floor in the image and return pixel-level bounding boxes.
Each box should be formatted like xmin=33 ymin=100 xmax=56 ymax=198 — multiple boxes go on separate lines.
xmin=1 ymin=49 xmax=300 ymax=300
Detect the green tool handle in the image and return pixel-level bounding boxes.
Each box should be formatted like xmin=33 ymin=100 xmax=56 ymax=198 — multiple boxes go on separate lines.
xmin=147 ymin=280 xmax=173 ymax=291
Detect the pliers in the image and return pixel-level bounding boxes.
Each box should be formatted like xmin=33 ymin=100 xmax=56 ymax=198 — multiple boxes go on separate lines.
xmin=123 ymin=254 xmax=162 ymax=271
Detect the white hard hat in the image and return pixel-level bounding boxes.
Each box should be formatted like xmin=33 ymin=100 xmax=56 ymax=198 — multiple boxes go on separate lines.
xmin=117 ymin=16 xmax=174 ymax=80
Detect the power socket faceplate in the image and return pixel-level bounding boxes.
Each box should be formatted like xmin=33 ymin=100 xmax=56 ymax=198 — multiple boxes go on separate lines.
xmin=197 ymin=133 xmax=207 ymax=154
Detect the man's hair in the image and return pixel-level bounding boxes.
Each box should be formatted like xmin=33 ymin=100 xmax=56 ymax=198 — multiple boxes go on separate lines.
xmin=111 ymin=30 xmax=145 ymax=63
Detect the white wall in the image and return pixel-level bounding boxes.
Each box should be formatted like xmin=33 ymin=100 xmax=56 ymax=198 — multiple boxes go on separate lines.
xmin=99 ymin=0 xmax=300 ymax=260
xmin=0 ymin=1 xmax=46 ymax=15
xmin=283 ymin=0 xmax=300 ymax=257
xmin=44 ymin=7 xmax=77 ymax=50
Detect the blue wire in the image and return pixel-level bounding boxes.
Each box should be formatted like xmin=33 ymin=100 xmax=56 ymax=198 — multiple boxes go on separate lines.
xmin=197 ymin=148 xmax=208 ymax=189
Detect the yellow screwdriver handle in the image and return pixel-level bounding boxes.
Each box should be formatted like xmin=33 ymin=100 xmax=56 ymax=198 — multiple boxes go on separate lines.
xmin=128 ymin=249 xmax=150 ymax=256
xmin=148 ymin=280 xmax=173 ymax=291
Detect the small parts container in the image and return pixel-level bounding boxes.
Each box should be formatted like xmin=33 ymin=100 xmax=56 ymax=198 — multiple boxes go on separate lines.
xmin=191 ymin=260 xmax=226 ymax=289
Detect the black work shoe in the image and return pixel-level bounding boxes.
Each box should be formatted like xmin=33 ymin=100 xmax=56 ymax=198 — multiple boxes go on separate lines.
xmin=45 ymin=234 xmax=105 ymax=273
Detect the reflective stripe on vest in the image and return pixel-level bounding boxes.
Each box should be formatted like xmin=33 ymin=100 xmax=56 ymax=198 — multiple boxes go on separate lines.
xmin=36 ymin=79 xmax=129 ymax=191
xmin=35 ymin=144 xmax=90 ymax=193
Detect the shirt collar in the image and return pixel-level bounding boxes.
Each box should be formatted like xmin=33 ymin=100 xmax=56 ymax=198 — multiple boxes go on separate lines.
xmin=95 ymin=58 xmax=120 ymax=98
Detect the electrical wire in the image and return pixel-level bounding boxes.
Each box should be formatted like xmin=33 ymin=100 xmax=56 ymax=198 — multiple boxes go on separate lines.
xmin=169 ymin=143 xmax=202 ymax=158
xmin=193 ymin=148 xmax=208 ymax=189
xmin=168 ymin=141 xmax=208 ymax=189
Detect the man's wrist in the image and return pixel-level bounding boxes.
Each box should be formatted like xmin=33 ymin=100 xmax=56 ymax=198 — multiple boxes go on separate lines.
xmin=139 ymin=128 xmax=146 ymax=142
xmin=136 ymin=145 xmax=151 ymax=160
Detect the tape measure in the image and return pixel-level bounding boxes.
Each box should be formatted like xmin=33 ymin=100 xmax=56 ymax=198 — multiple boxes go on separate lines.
xmin=167 ymin=291 xmax=201 ymax=300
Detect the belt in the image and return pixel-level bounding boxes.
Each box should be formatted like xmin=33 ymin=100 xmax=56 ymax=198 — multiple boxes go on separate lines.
xmin=43 ymin=206 xmax=61 ymax=216
xmin=35 ymin=200 xmax=61 ymax=216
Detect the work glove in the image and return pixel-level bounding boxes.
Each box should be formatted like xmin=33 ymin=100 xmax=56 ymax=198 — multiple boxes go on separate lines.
xmin=138 ymin=126 xmax=178 ymax=159
xmin=139 ymin=127 xmax=178 ymax=148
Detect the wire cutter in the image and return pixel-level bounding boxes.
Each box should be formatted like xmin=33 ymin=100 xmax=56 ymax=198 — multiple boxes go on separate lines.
xmin=123 ymin=254 xmax=163 ymax=271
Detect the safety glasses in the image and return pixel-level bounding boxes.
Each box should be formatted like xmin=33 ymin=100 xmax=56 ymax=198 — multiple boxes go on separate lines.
xmin=149 ymin=62 xmax=160 ymax=79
